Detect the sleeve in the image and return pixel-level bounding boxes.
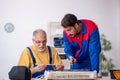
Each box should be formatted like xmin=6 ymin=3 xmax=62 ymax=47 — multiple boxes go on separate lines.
xmin=63 ymin=32 xmax=74 ymax=58
xmin=18 ymin=48 xmax=31 ymax=67
xmin=89 ymin=29 xmax=101 ymax=73
xmin=51 ymin=47 xmax=63 ymax=65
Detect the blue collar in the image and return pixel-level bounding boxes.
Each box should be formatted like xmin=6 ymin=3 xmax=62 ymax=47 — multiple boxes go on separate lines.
xmin=80 ymin=21 xmax=86 ymax=34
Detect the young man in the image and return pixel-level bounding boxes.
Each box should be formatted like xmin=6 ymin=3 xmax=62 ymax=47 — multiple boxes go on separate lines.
xmin=18 ymin=29 xmax=64 ymax=78
xmin=61 ymin=13 xmax=101 ymax=73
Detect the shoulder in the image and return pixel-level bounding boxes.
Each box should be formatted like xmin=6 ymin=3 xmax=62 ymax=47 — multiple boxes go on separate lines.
xmin=80 ymin=19 xmax=96 ymax=24
xmin=48 ymin=46 xmax=56 ymax=51
xmin=80 ymin=19 xmax=98 ymax=33
xmin=80 ymin=19 xmax=98 ymax=28
xmin=47 ymin=46 xmax=57 ymax=53
xmin=21 ymin=45 xmax=33 ymax=55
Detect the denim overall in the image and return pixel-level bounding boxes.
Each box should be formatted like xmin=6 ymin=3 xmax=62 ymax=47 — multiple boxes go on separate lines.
xmin=27 ymin=46 xmax=54 ymax=78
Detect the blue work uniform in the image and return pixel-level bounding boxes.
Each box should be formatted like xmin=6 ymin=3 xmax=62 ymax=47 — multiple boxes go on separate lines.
xmin=63 ymin=19 xmax=101 ymax=73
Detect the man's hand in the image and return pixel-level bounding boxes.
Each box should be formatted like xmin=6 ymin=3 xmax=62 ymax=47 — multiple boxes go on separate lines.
xmin=69 ymin=56 xmax=77 ymax=63
xmin=55 ymin=64 xmax=64 ymax=70
xmin=30 ymin=64 xmax=46 ymax=74
xmin=37 ymin=64 xmax=47 ymax=71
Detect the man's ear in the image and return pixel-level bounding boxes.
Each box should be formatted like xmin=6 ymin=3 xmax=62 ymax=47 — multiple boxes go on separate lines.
xmin=32 ymin=38 xmax=34 ymax=42
xmin=74 ymin=23 xmax=79 ymax=28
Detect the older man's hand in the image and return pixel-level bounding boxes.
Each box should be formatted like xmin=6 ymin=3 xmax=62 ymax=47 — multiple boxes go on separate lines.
xmin=31 ymin=64 xmax=47 ymax=74
xmin=55 ymin=64 xmax=64 ymax=70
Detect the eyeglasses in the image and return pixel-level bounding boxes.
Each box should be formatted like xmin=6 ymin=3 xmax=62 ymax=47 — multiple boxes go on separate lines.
xmin=33 ymin=40 xmax=46 ymax=44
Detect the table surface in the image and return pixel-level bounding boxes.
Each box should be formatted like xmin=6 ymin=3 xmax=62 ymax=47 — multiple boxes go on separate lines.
xmin=2 ymin=76 xmax=111 ymax=80
xmin=31 ymin=77 xmax=111 ymax=80
xmin=3 ymin=77 xmax=111 ymax=80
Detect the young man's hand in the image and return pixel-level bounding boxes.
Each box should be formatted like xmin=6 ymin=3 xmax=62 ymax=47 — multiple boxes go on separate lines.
xmin=69 ymin=56 xmax=77 ymax=63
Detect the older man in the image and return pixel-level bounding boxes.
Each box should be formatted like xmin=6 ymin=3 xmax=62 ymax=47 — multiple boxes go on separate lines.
xmin=18 ymin=29 xmax=64 ymax=78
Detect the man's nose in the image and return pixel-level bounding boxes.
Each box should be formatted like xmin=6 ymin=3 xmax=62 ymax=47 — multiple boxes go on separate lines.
xmin=67 ymin=32 xmax=70 ymax=35
xmin=38 ymin=42 xmax=44 ymax=46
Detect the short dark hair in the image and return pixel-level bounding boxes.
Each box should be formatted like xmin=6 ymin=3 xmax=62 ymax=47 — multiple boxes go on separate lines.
xmin=61 ymin=13 xmax=78 ymax=28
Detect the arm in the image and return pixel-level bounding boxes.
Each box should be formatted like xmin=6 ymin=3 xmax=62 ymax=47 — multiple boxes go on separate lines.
xmin=18 ymin=48 xmax=46 ymax=74
xmin=63 ymin=32 xmax=77 ymax=63
xmin=18 ymin=48 xmax=31 ymax=67
xmin=89 ymin=29 xmax=101 ymax=73
xmin=63 ymin=32 xmax=74 ymax=58
xmin=52 ymin=47 xmax=64 ymax=70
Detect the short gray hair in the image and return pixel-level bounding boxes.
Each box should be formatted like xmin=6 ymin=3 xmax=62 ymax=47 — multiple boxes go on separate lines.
xmin=33 ymin=29 xmax=46 ymax=36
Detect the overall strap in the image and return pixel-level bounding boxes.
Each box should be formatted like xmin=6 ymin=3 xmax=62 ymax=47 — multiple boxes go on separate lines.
xmin=27 ymin=46 xmax=53 ymax=78
xmin=27 ymin=47 xmax=36 ymax=66
xmin=47 ymin=46 xmax=52 ymax=64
